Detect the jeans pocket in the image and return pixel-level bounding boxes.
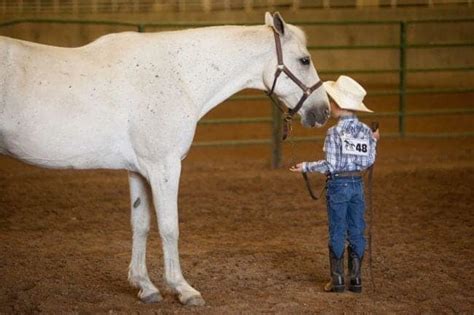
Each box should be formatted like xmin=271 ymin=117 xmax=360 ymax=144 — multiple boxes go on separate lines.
xmin=327 ymin=182 xmax=350 ymax=204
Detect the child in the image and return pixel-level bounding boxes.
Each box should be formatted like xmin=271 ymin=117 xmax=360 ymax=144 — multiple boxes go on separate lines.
xmin=290 ymin=75 xmax=379 ymax=293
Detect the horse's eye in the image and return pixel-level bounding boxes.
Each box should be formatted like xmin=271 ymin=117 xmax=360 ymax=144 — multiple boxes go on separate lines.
xmin=300 ymin=57 xmax=311 ymax=66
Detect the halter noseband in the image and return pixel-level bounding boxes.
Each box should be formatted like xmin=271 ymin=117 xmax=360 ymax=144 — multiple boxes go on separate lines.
xmin=266 ymin=28 xmax=324 ymax=140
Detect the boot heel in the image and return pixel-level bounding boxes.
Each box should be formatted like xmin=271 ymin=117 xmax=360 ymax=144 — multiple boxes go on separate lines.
xmin=349 ymin=279 xmax=362 ymax=293
xmin=347 ymin=247 xmax=363 ymax=294
xmin=349 ymin=285 xmax=362 ymax=293
xmin=334 ymin=285 xmax=345 ymax=293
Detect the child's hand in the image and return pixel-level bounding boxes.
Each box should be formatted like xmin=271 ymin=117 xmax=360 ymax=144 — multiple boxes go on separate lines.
xmin=373 ymin=128 xmax=380 ymax=141
xmin=289 ymin=163 xmax=305 ymax=173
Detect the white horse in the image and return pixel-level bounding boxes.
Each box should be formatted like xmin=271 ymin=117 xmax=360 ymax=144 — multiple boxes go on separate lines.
xmin=0 ymin=12 xmax=329 ymax=305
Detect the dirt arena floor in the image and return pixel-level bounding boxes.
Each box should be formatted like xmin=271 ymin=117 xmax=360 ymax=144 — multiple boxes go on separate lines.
xmin=1 ymin=93 xmax=473 ymax=313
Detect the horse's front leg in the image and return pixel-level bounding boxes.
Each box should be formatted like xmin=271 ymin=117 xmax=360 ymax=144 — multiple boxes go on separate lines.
xmin=147 ymin=157 xmax=205 ymax=306
xmin=127 ymin=171 xmax=162 ymax=303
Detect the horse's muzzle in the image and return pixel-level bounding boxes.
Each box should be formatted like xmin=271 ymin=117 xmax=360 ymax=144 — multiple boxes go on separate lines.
xmin=302 ymin=105 xmax=330 ymax=127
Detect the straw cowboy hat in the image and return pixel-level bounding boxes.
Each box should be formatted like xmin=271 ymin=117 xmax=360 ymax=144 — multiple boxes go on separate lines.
xmin=323 ymin=75 xmax=373 ymax=113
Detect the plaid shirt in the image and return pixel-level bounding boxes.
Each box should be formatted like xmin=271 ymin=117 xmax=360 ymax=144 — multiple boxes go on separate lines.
xmin=303 ymin=115 xmax=377 ymax=174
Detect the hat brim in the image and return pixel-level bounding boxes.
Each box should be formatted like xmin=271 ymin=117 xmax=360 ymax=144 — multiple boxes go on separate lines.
xmin=323 ymin=81 xmax=373 ymax=113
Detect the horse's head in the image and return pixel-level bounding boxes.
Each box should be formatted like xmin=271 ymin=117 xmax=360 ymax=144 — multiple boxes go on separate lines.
xmin=263 ymin=12 xmax=330 ymax=128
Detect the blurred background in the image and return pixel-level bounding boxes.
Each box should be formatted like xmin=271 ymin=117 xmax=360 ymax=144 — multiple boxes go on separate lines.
xmin=0 ymin=3 xmax=473 ymax=313
xmin=0 ymin=0 xmax=473 ymax=165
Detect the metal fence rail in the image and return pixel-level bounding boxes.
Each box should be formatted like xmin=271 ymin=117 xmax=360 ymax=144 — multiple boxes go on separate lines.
xmin=1 ymin=0 xmax=472 ymax=14
xmin=0 ymin=17 xmax=473 ymax=167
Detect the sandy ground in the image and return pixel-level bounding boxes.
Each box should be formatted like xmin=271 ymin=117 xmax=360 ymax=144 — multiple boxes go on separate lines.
xmin=0 ymin=135 xmax=473 ymax=314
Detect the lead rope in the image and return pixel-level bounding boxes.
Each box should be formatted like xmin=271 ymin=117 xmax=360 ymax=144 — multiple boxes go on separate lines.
xmin=367 ymin=121 xmax=379 ymax=294
xmin=367 ymin=164 xmax=376 ymax=293
xmin=268 ymin=93 xmax=327 ymax=198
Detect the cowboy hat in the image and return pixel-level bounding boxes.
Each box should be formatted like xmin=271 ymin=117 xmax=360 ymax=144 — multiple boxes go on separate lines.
xmin=323 ymin=75 xmax=373 ymax=113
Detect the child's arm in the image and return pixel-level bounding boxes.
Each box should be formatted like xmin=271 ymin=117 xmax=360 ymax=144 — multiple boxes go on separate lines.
xmin=289 ymin=129 xmax=337 ymax=174
xmin=289 ymin=160 xmax=330 ymax=173
xmin=303 ymin=160 xmax=332 ymax=174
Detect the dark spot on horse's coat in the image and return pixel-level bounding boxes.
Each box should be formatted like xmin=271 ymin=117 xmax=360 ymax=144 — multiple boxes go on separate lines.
xmin=69 ymin=85 xmax=72 ymax=88
xmin=133 ymin=197 xmax=141 ymax=208
xmin=136 ymin=64 xmax=140 ymax=67
xmin=155 ymin=75 xmax=159 ymax=78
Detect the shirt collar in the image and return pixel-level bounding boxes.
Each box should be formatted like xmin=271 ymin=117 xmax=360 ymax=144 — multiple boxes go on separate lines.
xmin=335 ymin=115 xmax=358 ymax=134
xmin=338 ymin=115 xmax=358 ymax=123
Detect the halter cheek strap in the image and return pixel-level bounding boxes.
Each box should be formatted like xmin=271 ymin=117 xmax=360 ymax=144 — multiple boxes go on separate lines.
xmin=266 ymin=28 xmax=324 ymax=139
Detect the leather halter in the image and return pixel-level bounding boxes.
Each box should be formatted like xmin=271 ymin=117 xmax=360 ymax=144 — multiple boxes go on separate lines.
xmin=266 ymin=28 xmax=324 ymax=140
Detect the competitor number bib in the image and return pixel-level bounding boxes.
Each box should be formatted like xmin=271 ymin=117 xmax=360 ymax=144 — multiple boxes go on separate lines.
xmin=341 ymin=135 xmax=369 ymax=157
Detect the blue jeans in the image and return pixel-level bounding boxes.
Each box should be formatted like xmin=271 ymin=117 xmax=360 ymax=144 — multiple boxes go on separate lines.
xmin=326 ymin=176 xmax=366 ymax=259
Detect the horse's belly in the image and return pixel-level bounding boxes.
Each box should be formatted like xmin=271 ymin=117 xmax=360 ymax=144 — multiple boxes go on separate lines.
xmin=0 ymin=104 xmax=135 ymax=170
xmin=1 ymin=130 xmax=134 ymax=170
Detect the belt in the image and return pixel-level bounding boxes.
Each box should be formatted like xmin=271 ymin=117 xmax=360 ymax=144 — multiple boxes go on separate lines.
xmin=327 ymin=171 xmax=364 ymax=179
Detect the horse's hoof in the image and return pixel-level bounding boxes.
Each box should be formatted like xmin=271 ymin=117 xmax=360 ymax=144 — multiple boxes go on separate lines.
xmin=181 ymin=294 xmax=205 ymax=306
xmin=141 ymin=292 xmax=163 ymax=304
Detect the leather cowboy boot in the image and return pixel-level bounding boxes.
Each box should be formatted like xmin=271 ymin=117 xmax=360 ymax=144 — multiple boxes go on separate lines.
xmin=348 ymin=246 xmax=363 ymax=293
xmin=324 ymin=247 xmax=345 ymax=293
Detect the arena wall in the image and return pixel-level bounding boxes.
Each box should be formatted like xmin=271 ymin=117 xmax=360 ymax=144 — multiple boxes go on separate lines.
xmin=0 ymin=7 xmax=473 ymax=89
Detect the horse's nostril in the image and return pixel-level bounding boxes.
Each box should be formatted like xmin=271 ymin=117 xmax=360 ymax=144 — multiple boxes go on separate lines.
xmin=324 ymin=108 xmax=330 ymax=116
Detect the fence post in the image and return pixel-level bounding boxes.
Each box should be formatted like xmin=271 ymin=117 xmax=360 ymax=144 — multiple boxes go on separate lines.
xmin=138 ymin=24 xmax=145 ymax=33
xmin=270 ymin=99 xmax=283 ymax=169
xmin=399 ymin=21 xmax=407 ymax=137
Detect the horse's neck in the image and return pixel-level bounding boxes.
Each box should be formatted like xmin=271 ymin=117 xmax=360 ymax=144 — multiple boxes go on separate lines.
xmin=163 ymin=26 xmax=273 ymax=119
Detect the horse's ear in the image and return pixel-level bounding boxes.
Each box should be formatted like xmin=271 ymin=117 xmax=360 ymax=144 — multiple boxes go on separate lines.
xmin=264 ymin=12 xmax=273 ymax=27
xmin=273 ymin=12 xmax=286 ymax=36
xmin=264 ymin=11 xmax=286 ymax=36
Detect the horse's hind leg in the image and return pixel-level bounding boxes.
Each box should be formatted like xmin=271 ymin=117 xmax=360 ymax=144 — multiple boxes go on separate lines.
xmin=128 ymin=171 xmax=162 ymax=303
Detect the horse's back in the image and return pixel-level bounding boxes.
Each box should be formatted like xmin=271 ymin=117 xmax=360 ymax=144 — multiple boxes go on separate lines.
xmin=0 ymin=34 xmax=144 ymax=170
